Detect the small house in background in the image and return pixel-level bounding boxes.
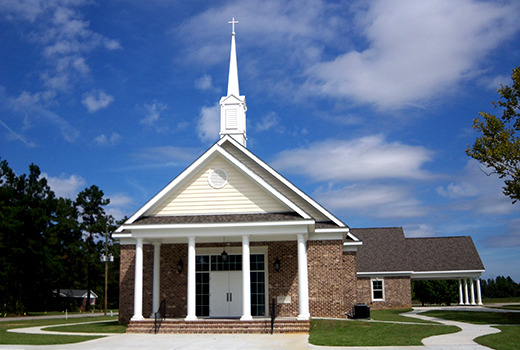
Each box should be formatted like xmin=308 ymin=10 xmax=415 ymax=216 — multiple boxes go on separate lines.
xmin=54 ymin=289 xmax=98 ymax=311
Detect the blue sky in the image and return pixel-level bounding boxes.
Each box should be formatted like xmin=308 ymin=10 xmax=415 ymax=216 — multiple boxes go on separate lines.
xmin=1 ymin=0 xmax=519 ymax=281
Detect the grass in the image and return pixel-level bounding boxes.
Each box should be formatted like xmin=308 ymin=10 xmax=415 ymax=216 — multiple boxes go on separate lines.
xmin=483 ymin=297 xmax=520 ymax=304
xmin=47 ymin=320 xmax=126 ymax=334
xmin=422 ymin=310 xmax=520 ymax=325
xmin=0 ymin=316 xmax=116 ymax=345
xmin=308 ymin=319 xmax=459 ymax=346
xmin=489 ymin=304 xmax=520 ymax=310
xmin=475 ymin=325 xmax=520 ymax=350
xmin=370 ymin=308 xmax=436 ymax=324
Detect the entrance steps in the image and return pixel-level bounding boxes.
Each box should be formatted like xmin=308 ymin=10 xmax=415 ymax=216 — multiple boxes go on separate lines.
xmin=126 ymin=318 xmax=310 ymax=334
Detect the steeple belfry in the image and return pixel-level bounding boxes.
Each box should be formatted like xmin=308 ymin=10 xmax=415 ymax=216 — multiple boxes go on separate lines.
xmin=220 ymin=17 xmax=247 ymax=147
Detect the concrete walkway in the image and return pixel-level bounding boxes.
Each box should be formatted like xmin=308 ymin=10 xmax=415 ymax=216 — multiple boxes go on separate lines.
xmin=2 ymin=306 xmax=515 ymax=350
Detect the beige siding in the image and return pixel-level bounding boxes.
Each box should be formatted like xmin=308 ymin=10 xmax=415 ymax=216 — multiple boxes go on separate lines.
xmin=148 ymin=156 xmax=289 ymax=216
xmin=222 ymin=143 xmax=330 ymax=221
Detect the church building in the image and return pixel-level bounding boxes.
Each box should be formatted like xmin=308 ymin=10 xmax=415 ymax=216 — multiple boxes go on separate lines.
xmin=114 ymin=20 xmax=485 ymax=333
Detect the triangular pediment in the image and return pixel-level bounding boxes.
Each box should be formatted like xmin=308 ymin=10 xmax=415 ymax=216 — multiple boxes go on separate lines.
xmin=119 ymin=136 xmax=347 ymax=231
xmin=146 ymin=153 xmax=291 ymax=216
xmin=220 ymin=94 xmax=245 ymax=104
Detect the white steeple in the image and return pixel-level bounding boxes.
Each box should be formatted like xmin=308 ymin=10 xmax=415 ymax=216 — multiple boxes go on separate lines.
xmin=220 ymin=17 xmax=247 ymax=147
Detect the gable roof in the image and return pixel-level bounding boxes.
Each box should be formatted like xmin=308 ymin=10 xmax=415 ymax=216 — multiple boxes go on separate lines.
xmin=351 ymin=227 xmax=485 ymax=277
xmin=117 ymin=135 xmax=347 ymax=233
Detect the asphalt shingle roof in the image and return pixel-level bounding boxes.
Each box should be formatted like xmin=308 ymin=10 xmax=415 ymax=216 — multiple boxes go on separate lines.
xmin=351 ymin=227 xmax=484 ymax=273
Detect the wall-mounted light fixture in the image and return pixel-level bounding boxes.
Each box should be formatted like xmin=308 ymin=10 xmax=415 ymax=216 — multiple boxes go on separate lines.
xmin=221 ymin=249 xmax=229 ymax=262
xmin=274 ymin=257 xmax=281 ymax=272
xmin=177 ymin=258 xmax=184 ymax=273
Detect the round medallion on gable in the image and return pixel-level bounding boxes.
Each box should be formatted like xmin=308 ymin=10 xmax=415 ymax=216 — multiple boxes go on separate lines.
xmin=208 ymin=168 xmax=228 ymax=189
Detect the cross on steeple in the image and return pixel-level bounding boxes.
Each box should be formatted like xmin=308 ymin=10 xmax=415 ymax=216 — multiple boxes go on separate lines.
xmin=228 ymin=17 xmax=238 ymax=35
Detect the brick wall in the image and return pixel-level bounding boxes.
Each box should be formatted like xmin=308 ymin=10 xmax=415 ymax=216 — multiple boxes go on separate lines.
xmin=119 ymin=244 xmax=134 ymax=324
xmin=343 ymin=251 xmax=357 ymax=313
xmin=356 ymin=276 xmax=411 ymax=310
xmin=307 ymin=240 xmax=345 ymax=318
xmin=261 ymin=241 xmax=299 ymax=317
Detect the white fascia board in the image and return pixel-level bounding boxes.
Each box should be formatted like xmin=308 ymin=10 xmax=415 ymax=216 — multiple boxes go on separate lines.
xmin=411 ymin=270 xmax=485 ymax=280
xmin=309 ymin=231 xmax=344 ymax=241
xmin=315 ymin=228 xmax=349 ymax=234
xmin=119 ymin=142 xmax=223 ymax=229
xmin=218 ymin=136 xmax=346 ymax=227
xmin=357 ymin=271 xmax=413 ymax=277
xmin=215 ymin=146 xmax=312 ymax=220
xmin=343 ymin=241 xmax=363 ymax=252
xmin=117 ymin=221 xmax=311 ymax=239
xmin=346 ymin=229 xmax=361 ymax=242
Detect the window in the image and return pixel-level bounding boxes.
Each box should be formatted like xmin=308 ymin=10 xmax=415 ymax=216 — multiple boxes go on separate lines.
xmin=371 ymin=279 xmax=384 ymax=301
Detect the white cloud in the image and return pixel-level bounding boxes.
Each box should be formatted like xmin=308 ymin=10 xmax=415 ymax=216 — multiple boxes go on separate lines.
xmin=255 ymin=112 xmax=280 ymax=132
xmin=140 ymin=101 xmax=167 ymax=126
xmin=42 ymin=172 xmax=86 ymax=199
xmin=82 ymin=89 xmax=114 ymax=113
xmin=195 ymin=74 xmax=215 ymax=91
xmin=197 ymin=104 xmax=219 ymax=143
xmin=9 ymin=90 xmax=79 ymax=142
xmin=272 ymin=135 xmax=433 ymax=182
xmin=404 ymin=224 xmax=436 ymax=238
xmin=315 ymin=184 xmax=427 ymax=218
xmin=0 ymin=119 xmax=36 ymax=147
xmin=106 ymin=193 xmax=135 ymax=220
xmin=2 ymin=1 xmax=121 ymax=91
xmin=305 ymin=0 xmax=520 ymax=109
xmin=94 ymin=132 xmax=121 ymax=146
xmin=437 ymin=160 xmax=518 ymax=215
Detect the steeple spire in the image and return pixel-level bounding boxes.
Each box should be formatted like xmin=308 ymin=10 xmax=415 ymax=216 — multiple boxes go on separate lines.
xmin=227 ymin=17 xmax=240 ymax=96
xmin=220 ymin=17 xmax=247 ymax=147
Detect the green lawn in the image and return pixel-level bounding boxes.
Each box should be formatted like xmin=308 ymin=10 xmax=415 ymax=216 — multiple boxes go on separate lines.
xmin=475 ymin=325 xmax=520 ymax=350
xmin=370 ymin=308 xmax=436 ymax=324
xmin=422 ymin=310 xmax=520 ymax=325
xmin=0 ymin=316 xmax=115 ymax=345
xmin=489 ymin=304 xmax=520 ymax=310
xmin=47 ymin=320 xmax=126 ymax=334
xmin=308 ymin=319 xmax=459 ymax=346
xmin=483 ymin=297 xmax=520 ymax=304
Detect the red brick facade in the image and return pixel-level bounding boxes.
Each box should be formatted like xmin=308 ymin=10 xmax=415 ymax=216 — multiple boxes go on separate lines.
xmin=356 ymin=276 xmax=412 ymax=310
xmin=119 ymin=240 xmax=409 ymax=323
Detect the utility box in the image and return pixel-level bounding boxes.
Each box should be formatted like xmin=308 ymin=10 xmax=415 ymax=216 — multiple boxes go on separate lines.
xmin=353 ymin=303 xmax=370 ymax=319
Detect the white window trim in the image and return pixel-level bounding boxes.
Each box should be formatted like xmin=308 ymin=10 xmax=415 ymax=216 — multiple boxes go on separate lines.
xmin=371 ymin=278 xmax=385 ymax=301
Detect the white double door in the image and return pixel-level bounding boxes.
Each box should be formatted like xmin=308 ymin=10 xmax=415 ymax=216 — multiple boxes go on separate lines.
xmin=209 ymin=271 xmax=243 ymax=318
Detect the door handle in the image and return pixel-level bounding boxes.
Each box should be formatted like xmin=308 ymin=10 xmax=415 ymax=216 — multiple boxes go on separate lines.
xmin=226 ymin=293 xmax=229 ymax=302
xmin=230 ymin=293 xmax=232 ymax=302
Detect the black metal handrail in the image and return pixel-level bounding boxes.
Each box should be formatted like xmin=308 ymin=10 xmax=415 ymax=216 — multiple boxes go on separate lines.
xmin=154 ymin=299 xmax=166 ymax=334
xmin=270 ymin=298 xmax=276 ymax=334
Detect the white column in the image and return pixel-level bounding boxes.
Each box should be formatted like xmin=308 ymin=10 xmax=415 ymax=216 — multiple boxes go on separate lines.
xmin=131 ymin=238 xmax=144 ymax=321
xmin=241 ymin=235 xmax=252 ymax=321
xmin=464 ymin=279 xmax=470 ymax=305
xmin=185 ymin=236 xmax=197 ymax=321
xmin=476 ymin=278 xmax=483 ymax=305
xmin=152 ymin=242 xmax=161 ymax=316
xmin=297 ymin=233 xmax=310 ymax=320
xmin=459 ymin=279 xmax=464 ymax=305
xmin=470 ymin=278 xmax=476 ymax=305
